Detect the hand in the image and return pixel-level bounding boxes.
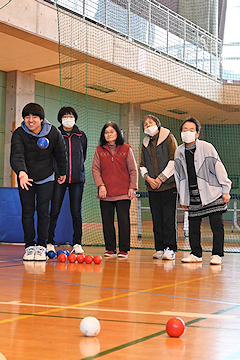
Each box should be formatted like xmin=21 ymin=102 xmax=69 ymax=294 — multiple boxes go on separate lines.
xmin=146 ymin=176 xmax=159 ymax=189
xmin=181 ymin=205 xmax=188 ymax=210
xmin=128 ymin=188 xmax=136 ymax=200
xmin=57 ymin=175 xmax=66 ymax=184
xmin=99 ymin=185 xmax=107 ymax=199
xmin=222 ymin=194 xmax=230 ymax=203
xmin=155 ymin=178 xmax=162 ymax=189
xmin=19 ymin=171 xmax=33 ymax=191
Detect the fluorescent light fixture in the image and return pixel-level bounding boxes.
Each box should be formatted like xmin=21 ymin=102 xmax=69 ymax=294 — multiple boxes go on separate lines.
xmin=86 ymin=84 xmax=116 ymax=93
xmin=166 ymin=108 xmax=189 ymax=115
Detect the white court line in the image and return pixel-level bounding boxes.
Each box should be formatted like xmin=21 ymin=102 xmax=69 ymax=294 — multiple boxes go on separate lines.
xmin=0 ymin=301 xmax=237 ymax=319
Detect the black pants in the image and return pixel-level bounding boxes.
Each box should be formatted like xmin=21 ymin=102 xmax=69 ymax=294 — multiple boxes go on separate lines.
xmin=189 ymin=212 xmax=224 ymax=257
xmin=148 ymin=188 xmax=177 ymax=251
xmin=18 ymin=181 xmax=54 ymax=248
xmin=100 ymin=200 xmax=131 ymax=253
xmin=48 ymin=182 xmax=84 ymax=245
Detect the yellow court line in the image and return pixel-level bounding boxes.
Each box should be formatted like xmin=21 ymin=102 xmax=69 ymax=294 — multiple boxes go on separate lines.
xmin=0 ymin=273 xmax=218 ymax=325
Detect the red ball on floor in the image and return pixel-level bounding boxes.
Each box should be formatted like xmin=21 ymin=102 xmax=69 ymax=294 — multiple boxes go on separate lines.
xmin=166 ymin=317 xmax=185 ymax=338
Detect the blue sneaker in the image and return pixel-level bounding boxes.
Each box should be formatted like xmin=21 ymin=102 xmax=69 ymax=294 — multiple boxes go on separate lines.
xmin=162 ymin=247 xmax=175 ymax=260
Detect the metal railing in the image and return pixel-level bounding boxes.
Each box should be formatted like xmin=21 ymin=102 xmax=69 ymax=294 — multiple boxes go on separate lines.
xmin=52 ymin=0 xmax=222 ymax=79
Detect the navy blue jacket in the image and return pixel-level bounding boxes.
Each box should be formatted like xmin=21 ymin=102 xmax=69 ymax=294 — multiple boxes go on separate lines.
xmin=59 ymin=125 xmax=87 ymax=183
xmin=11 ymin=121 xmax=67 ymax=182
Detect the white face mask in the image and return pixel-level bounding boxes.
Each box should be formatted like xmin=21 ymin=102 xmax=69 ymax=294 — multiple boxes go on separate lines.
xmin=62 ymin=117 xmax=75 ymax=129
xmin=181 ymin=131 xmax=196 ymax=143
xmin=144 ymin=124 xmax=159 ymax=137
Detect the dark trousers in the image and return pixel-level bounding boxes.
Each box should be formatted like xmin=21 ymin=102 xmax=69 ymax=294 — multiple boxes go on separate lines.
xmin=148 ymin=188 xmax=177 ymax=251
xmin=100 ymin=200 xmax=131 ymax=253
xmin=189 ymin=212 xmax=224 ymax=257
xmin=48 ymin=182 xmax=84 ymax=245
xmin=18 ymin=181 xmax=54 ymax=248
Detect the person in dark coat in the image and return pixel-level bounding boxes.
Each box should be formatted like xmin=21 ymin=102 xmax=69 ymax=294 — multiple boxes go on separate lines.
xmin=10 ymin=103 xmax=67 ymax=261
xmin=47 ymin=107 xmax=87 ymax=255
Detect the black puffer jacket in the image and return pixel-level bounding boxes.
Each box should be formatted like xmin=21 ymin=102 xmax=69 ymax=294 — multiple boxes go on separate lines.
xmin=10 ymin=125 xmax=67 ymax=182
xmin=59 ymin=125 xmax=87 ymax=183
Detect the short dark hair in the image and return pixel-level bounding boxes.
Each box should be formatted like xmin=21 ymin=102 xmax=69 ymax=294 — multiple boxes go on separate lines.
xmin=142 ymin=114 xmax=161 ymax=129
xmin=180 ymin=117 xmax=201 ymax=133
xmin=22 ymin=103 xmax=45 ymax=120
xmin=99 ymin=122 xmax=124 ymax=146
xmin=57 ymin=106 xmax=78 ymax=123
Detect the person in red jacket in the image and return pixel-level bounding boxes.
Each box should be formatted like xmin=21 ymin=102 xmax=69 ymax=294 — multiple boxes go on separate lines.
xmin=47 ymin=107 xmax=87 ymax=256
xmin=92 ymin=122 xmax=138 ymax=258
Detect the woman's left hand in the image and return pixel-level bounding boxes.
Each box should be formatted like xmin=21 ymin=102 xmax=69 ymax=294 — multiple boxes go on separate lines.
xmin=128 ymin=189 xmax=136 ymax=200
xmin=222 ymin=194 xmax=230 ymax=203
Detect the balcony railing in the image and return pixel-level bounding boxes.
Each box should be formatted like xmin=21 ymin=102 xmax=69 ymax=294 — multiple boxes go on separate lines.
xmin=52 ymin=0 xmax=222 ymax=79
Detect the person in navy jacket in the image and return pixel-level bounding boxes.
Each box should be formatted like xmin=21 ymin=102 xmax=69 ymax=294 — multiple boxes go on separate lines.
xmin=47 ymin=107 xmax=87 ymax=255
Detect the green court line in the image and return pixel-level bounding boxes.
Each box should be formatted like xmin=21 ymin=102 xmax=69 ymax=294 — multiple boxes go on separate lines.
xmin=80 ymin=329 xmax=167 ymax=360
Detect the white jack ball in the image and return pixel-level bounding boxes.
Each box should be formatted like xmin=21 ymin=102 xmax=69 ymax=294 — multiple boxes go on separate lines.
xmin=80 ymin=316 xmax=101 ymax=337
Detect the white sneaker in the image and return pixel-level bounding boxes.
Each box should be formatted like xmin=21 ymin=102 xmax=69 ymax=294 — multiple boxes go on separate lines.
xmin=46 ymin=243 xmax=56 ymax=255
xmin=35 ymin=246 xmax=47 ymax=261
xmin=71 ymin=244 xmax=84 ymax=255
xmin=23 ymin=246 xmax=36 ymax=261
xmin=153 ymin=250 xmax=164 ymax=259
xmin=162 ymin=247 xmax=175 ymax=260
xmin=181 ymin=253 xmax=202 ymax=263
xmin=210 ymin=255 xmax=221 ymax=265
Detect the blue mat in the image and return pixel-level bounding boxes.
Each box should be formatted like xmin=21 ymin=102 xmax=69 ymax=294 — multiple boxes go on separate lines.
xmin=0 ymin=187 xmax=73 ymax=245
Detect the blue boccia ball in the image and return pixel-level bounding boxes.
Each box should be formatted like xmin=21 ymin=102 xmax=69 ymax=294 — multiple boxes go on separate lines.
xmin=63 ymin=250 xmax=70 ymax=257
xmin=57 ymin=250 xmax=64 ymax=257
xmin=47 ymin=250 xmax=56 ymax=259
xmin=37 ymin=137 xmax=49 ymax=149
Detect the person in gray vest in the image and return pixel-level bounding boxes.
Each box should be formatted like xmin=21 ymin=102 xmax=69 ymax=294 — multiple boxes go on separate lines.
xmin=140 ymin=115 xmax=178 ymax=260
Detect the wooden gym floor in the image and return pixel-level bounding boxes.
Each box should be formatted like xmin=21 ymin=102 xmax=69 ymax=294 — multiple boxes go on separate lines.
xmin=0 ymin=244 xmax=240 ymax=360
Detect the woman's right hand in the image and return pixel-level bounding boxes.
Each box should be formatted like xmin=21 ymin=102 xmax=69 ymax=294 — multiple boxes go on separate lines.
xmin=99 ymin=185 xmax=107 ymax=199
xmin=19 ymin=171 xmax=33 ymax=191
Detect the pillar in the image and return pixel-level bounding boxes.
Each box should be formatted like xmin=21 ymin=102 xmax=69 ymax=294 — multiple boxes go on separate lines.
xmin=4 ymin=71 xmax=35 ymax=187
xmin=121 ymin=103 xmax=141 ymax=240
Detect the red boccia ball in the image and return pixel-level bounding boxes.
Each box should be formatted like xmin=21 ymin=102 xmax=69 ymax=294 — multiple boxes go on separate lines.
xmin=68 ymin=254 xmax=77 ymax=263
xmin=58 ymin=253 xmax=67 ymax=263
xmin=166 ymin=317 xmax=185 ymax=338
xmin=85 ymin=255 xmax=94 ymax=264
xmin=76 ymin=254 xmax=85 ymax=263
xmin=93 ymin=255 xmax=102 ymax=264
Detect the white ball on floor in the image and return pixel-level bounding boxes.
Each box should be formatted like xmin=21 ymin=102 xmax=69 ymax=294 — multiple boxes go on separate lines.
xmin=80 ymin=316 xmax=101 ymax=337
xmin=0 ymin=353 xmax=7 ymax=360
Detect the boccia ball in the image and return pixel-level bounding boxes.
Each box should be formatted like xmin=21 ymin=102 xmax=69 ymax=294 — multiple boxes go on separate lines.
xmin=85 ymin=255 xmax=93 ymax=264
xmin=166 ymin=317 xmax=185 ymax=338
xmin=93 ymin=255 xmax=102 ymax=264
xmin=80 ymin=317 xmax=101 ymax=337
xmin=58 ymin=253 xmax=67 ymax=263
xmin=68 ymin=254 xmax=77 ymax=263
xmin=63 ymin=250 xmax=70 ymax=257
xmin=57 ymin=250 xmax=64 ymax=257
xmin=47 ymin=250 xmax=55 ymax=259
xmin=37 ymin=137 xmax=49 ymax=149
xmin=77 ymin=254 xmax=85 ymax=263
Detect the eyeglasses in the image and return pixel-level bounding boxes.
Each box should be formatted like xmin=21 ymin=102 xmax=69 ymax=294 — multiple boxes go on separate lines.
xmin=104 ymin=130 xmax=116 ymax=135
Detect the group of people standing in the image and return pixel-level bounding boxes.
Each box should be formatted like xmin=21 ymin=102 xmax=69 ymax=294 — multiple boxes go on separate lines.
xmin=10 ymin=103 xmax=231 ymax=265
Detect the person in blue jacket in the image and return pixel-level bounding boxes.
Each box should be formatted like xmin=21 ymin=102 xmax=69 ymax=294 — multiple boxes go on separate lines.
xmin=47 ymin=107 xmax=87 ymax=255
xmin=10 ymin=103 xmax=67 ymax=261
